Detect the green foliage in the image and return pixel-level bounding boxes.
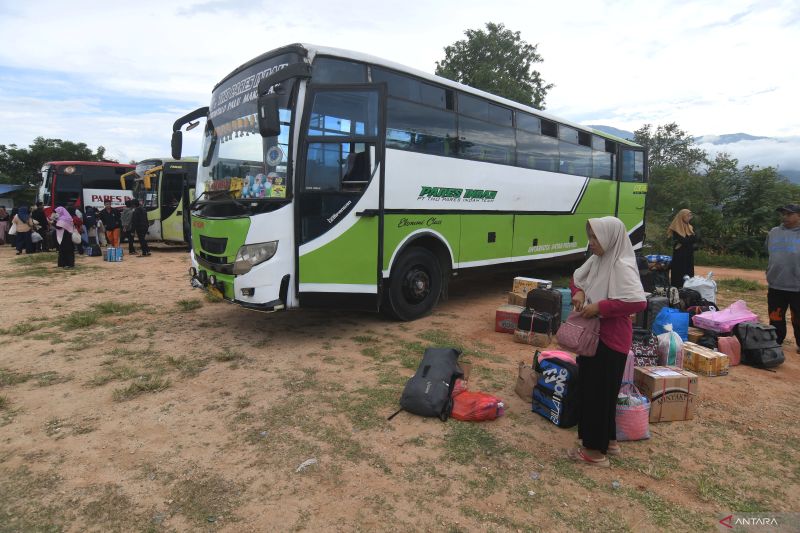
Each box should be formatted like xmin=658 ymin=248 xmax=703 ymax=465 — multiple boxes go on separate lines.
xmin=0 ymin=137 xmax=110 ymax=190
xmin=634 ymin=123 xmax=707 ymax=174
xmin=435 ymin=22 xmax=553 ymax=109
xmin=643 ymin=127 xmax=800 ymax=258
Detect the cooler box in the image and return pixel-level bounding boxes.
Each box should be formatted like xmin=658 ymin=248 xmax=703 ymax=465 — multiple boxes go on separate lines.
xmin=555 ymin=287 xmax=572 ymax=324
xmin=495 ymin=304 xmax=525 ymax=333
xmin=634 ymin=366 xmax=698 ymax=423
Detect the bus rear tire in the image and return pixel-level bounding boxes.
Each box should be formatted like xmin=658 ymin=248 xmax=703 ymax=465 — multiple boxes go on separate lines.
xmin=385 ymin=247 xmax=442 ymax=321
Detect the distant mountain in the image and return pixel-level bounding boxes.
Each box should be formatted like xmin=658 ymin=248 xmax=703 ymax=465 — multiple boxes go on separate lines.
xmin=695 ymin=133 xmax=771 ymax=145
xmin=588 ymin=125 xmax=634 ymax=140
xmin=588 ymin=125 xmax=800 ymax=184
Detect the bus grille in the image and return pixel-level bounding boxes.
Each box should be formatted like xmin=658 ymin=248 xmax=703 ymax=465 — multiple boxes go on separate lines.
xmin=200 ymin=235 xmax=227 ymax=255
xmin=199 ymin=251 xmax=229 ymax=265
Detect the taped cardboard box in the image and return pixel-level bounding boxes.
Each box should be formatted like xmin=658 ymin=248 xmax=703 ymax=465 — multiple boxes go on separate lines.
xmin=508 ymin=291 xmax=527 ymax=307
xmin=687 ymin=327 xmax=705 ymax=343
xmin=495 ymin=304 xmax=525 ymax=333
xmin=634 ymin=366 xmax=698 ymax=423
xmin=515 ymin=360 xmax=536 ymax=402
xmin=512 ymin=276 xmax=552 ymax=295
xmin=682 ymin=342 xmax=730 ymax=376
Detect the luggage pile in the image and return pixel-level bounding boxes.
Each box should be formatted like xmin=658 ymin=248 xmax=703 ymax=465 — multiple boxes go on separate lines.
xmin=495 ymin=277 xmax=571 ymax=348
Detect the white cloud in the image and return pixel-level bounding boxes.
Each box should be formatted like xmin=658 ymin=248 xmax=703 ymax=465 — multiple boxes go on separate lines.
xmin=0 ymin=0 xmax=798 ymax=161
xmin=698 ymin=137 xmax=800 ymax=170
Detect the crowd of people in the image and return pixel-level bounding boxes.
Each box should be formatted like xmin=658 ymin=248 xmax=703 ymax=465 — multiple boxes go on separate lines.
xmin=0 ymin=199 xmax=153 ymax=268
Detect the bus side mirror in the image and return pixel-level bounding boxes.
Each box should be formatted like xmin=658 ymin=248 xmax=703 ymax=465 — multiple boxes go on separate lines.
xmin=258 ymin=93 xmax=281 ymax=137
xmin=171 ymin=131 xmax=183 ymax=160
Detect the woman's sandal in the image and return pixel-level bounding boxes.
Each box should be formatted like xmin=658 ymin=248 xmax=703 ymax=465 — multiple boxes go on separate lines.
xmin=566 ymin=447 xmax=610 ymax=468
xmin=576 ymin=439 xmax=621 ymax=456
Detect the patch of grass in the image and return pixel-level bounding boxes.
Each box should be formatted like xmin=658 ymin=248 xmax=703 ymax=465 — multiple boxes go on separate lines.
xmin=166 ymin=355 xmax=208 ymax=377
xmin=112 ymin=375 xmax=170 ymax=401
xmin=34 ymin=371 xmax=71 ymax=387
xmin=551 ymin=458 xmax=598 ymax=490
xmin=330 ymin=386 xmax=397 ymax=430
xmin=417 ymin=329 xmax=504 ymax=363
xmin=459 ymin=506 xmax=532 ymax=532
xmin=0 ymin=466 xmax=67 ymax=530
xmin=168 ymin=470 xmax=241 ymax=525
xmin=214 ymin=347 xmax=245 ymax=362
xmin=695 ymin=251 xmax=768 ymax=270
xmin=0 ymin=321 xmax=45 ymax=336
xmin=717 ymin=278 xmax=766 ymax=291
xmin=352 ymin=335 xmax=378 ymax=344
xmin=444 ymin=423 xmax=506 ymax=465
xmin=695 ymin=468 xmax=770 ymax=512
xmin=0 ymin=395 xmax=7 ymax=410
xmin=93 ymin=301 xmax=142 ymax=316
xmin=81 ymin=484 xmax=153 ymax=530
xmin=115 ymin=332 xmax=139 ymax=343
xmin=6 ymin=266 xmax=51 ymax=277
xmin=0 ymin=368 xmax=32 ymax=386
xmin=282 ymin=368 xmax=319 ymax=393
xmin=30 ymin=331 xmax=65 ymax=344
xmin=204 ymin=291 xmax=223 ymax=303
xmin=176 ymin=299 xmax=203 ymax=312
xmin=61 ymin=309 xmax=101 ymax=330
xmin=623 ymin=487 xmax=707 ymax=530
xmin=615 ymin=453 xmax=679 ymax=480
xmin=12 ymin=252 xmax=58 ymax=265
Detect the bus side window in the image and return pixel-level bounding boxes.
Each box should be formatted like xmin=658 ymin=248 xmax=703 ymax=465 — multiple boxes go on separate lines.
xmin=620 ymin=149 xmax=644 ymax=182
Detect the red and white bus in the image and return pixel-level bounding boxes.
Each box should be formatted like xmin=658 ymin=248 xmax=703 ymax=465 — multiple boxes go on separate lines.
xmin=37 ymin=161 xmax=135 ymax=213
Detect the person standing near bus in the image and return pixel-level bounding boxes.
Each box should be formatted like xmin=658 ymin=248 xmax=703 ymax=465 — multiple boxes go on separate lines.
xmin=121 ymin=200 xmax=136 ymax=255
xmin=668 ymin=209 xmax=696 ymax=288
xmin=567 ymin=217 xmax=646 ymax=467
xmin=766 ymin=204 xmax=800 ymax=354
xmin=131 ymin=199 xmax=151 ymax=257
xmin=0 ymin=207 xmax=10 ymax=245
xmin=31 ymin=202 xmax=49 ymax=252
xmin=98 ymin=200 xmax=121 ymax=248
xmin=11 ymin=206 xmax=35 ymax=255
xmin=53 ymin=206 xmax=75 ymax=268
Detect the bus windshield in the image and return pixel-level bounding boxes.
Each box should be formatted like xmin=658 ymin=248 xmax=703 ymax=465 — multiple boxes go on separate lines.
xmin=199 ymin=55 xmax=299 ymax=202
xmin=134 ymin=160 xmax=161 ymax=209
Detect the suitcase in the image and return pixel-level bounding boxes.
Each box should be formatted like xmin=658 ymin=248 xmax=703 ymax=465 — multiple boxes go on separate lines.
xmin=518 ymin=308 xmax=555 ymax=335
xmin=555 ymin=288 xmax=572 ymax=324
xmin=646 ymin=296 xmax=669 ymax=332
xmin=526 ymin=288 xmax=563 ymax=332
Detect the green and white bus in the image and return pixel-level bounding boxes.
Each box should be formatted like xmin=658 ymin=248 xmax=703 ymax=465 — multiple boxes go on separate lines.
xmin=122 ymin=157 xmax=198 ymax=244
xmin=171 ymin=44 xmax=646 ymax=319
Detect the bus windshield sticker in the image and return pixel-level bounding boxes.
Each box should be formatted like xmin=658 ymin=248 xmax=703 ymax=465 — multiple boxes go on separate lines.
xmin=266 ymin=145 xmax=284 ymax=167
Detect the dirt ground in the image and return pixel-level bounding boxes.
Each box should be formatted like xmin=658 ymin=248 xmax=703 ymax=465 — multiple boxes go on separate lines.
xmin=0 ymin=245 xmax=797 ymax=532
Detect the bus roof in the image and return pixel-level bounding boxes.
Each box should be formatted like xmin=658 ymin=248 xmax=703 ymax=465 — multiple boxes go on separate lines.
xmin=217 ymin=43 xmax=642 ymax=148
xmin=43 ymin=161 xmax=135 ymax=168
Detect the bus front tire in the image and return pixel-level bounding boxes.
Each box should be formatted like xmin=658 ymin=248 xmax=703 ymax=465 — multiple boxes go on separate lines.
xmin=385 ymin=247 xmax=442 ymax=321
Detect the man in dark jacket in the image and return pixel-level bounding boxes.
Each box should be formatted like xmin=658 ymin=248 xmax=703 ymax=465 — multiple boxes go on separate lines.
xmin=98 ymin=201 xmax=121 ymax=248
xmin=131 ymin=199 xmax=151 ymax=256
xmin=31 ymin=201 xmax=49 ymax=251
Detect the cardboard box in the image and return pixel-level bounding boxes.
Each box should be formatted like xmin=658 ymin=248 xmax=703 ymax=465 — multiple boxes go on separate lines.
xmin=495 ymin=304 xmax=525 ymax=333
xmin=515 ymin=360 xmax=536 ymax=402
xmin=687 ymin=327 xmax=705 ymax=343
xmin=682 ymin=342 xmax=730 ymax=376
xmin=513 ymin=329 xmax=551 ymax=347
xmin=512 ymin=276 xmax=552 ymax=295
xmin=508 ymin=291 xmax=528 ymax=307
xmin=634 ymin=366 xmax=699 ymax=422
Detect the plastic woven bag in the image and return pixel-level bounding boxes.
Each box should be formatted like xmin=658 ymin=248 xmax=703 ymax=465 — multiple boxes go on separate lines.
xmin=656 ymin=324 xmax=684 ymax=367
xmin=615 ymin=382 xmax=651 ymax=441
xmin=682 ymin=272 xmax=717 ymax=304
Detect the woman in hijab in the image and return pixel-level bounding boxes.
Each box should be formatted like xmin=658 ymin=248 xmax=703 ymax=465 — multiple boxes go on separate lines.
xmin=11 ymin=206 xmax=34 ymax=255
xmin=54 ymin=206 xmax=76 ymax=268
xmin=0 ymin=207 xmax=9 ymax=245
xmin=668 ymin=209 xmax=696 ymax=288
xmin=567 ymin=217 xmax=647 ymax=468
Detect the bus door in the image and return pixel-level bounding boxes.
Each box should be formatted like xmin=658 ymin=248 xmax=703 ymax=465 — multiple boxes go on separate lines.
xmin=161 ymin=168 xmax=188 ymax=242
xmin=296 ymin=84 xmax=385 ymax=306
xmin=616 ymin=148 xmax=646 ymax=247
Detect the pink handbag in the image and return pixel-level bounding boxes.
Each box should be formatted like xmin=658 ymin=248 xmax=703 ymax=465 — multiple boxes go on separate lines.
xmin=556 ymin=311 xmax=600 ymax=356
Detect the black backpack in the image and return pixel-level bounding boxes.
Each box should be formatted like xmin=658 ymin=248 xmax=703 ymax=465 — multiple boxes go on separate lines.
xmin=398 ymin=347 xmax=464 ymax=420
xmin=734 ymin=323 xmax=785 ymax=368
xmin=678 ymin=288 xmax=703 ymax=310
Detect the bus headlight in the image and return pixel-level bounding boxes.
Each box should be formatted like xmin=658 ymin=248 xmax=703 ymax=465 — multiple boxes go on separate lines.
xmin=233 ymin=241 xmax=278 ymax=275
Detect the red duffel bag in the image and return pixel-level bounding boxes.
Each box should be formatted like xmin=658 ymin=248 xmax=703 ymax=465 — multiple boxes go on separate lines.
xmin=451 ymin=391 xmax=505 ymax=421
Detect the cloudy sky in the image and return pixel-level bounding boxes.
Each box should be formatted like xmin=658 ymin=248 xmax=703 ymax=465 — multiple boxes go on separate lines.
xmin=1 ymin=0 xmax=798 ymax=169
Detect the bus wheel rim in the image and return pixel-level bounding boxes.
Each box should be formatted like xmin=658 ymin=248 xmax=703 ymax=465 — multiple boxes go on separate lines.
xmin=402 ymin=267 xmax=430 ymax=303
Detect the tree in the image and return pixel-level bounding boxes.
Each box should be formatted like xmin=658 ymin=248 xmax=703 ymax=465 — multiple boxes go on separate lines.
xmin=633 ymin=123 xmax=707 ymax=174
xmin=0 ymin=137 xmax=109 ymax=189
xmin=435 ymin=22 xmax=553 ymax=109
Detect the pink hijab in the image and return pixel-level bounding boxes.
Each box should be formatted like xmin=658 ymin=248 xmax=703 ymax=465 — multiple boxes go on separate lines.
xmin=55 ymin=206 xmax=75 ymax=244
